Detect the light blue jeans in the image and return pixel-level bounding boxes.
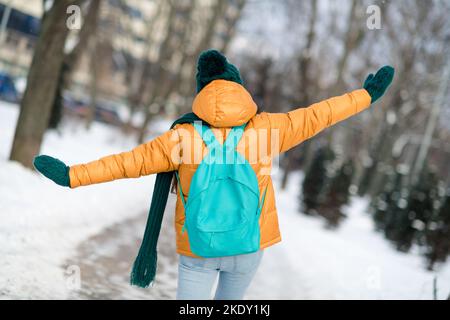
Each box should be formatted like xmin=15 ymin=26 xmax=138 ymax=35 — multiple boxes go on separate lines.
xmin=176 ymin=250 xmax=264 ymax=300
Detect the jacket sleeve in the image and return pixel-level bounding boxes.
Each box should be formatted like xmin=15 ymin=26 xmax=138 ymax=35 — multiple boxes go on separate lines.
xmin=266 ymin=89 xmax=371 ymax=154
xmin=68 ymin=128 xmax=181 ymax=188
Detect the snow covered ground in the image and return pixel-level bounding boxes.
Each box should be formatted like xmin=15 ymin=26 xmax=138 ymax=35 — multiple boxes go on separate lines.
xmin=0 ymin=102 xmax=162 ymax=299
xmin=249 ymin=177 xmax=450 ymax=300
xmin=1 ymin=101 xmax=449 ymax=300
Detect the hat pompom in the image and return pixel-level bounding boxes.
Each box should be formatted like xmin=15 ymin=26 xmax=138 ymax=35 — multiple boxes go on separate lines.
xmin=195 ymin=49 xmax=243 ymax=93
xmin=197 ymin=50 xmax=227 ymax=78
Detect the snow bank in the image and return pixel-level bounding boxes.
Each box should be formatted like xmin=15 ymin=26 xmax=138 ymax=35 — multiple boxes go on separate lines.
xmin=249 ymin=173 xmax=450 ymax=300
xmin=0 ymin=102 xmax=160 ymax=299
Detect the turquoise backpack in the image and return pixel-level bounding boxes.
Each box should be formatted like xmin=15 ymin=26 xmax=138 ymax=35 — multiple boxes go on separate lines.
xmin=175 ymin=122 xmax=267 ymax=258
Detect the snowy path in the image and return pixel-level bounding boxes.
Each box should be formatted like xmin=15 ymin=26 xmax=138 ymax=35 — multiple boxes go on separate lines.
xmin=65 ymin=195 xmax=309 ymax=300
xmin=66 ymin=210 xmax=178 ymax=300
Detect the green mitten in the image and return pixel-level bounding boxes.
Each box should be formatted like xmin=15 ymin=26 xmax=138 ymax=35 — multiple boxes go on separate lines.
xmin=33 ymin=155 xmax=70 ymax=187
xmin=363 ymin=65 xmax=395 ymax=103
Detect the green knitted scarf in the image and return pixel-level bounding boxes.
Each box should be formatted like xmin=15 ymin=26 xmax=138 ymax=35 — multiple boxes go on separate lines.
xmin=130 ymin=112 xmax=202 ymax=288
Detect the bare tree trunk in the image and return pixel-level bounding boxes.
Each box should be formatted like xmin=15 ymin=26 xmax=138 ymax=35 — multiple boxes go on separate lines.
xmin=162 ymin=0 xmax=227 ymax=107
xmin=364 ymin=6 xmax=425 ymax=197
xmin=9 ymin=0 xmax=79 ymax=168
xmin=410 ymin=54 xmax=450 ymax=185
xmin=49 ymin=0 xmax=101 ymax=129
xmin=179 ymin=0 xmax=241 ymax=100
xmin=136 ymin=3 xmax=176 ymax=143
xmin=326 ymin=0 xmax=367 ymax=155
xmin=218 ymin=0 xmax=246 ymax=54
xmin=85 ymin=34 xmax=98 ymax=129
xmin=137 ymin=0 xmax=195 ymax=143
xmin=281 ymin=0 xmax=317 ymax=190
xmin=123 ymin=0 xmax=165 ymax=132
xmin=80 ymin=0 xmax=101 ymax=130
xmin=64 ymin=0 xmax=101 ymax=82
xmin=198 ymin=0 xmax=228 ymax=53
xmin=334 ymin=0 xmax=360 ymax=92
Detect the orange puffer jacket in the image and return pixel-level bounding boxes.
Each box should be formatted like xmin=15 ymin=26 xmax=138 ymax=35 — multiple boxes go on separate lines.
xmin=69 ymin=79 xmax=372 ymax=257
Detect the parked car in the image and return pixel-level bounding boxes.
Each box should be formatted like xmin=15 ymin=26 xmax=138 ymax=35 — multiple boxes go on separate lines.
xmin=0 ymin=72 xmax=20 ymax=103
xmin=94 ymin=103 xmax=122 ymax=126
xmin=63 ymin=94 xmax=89 ymax=118
xmin=62 ymin=92 xmax=122 ymax=126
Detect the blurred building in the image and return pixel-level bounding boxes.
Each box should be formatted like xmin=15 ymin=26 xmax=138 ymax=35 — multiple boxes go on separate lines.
xmin=0 ymin=0 xmax=164 ymax=100
xmin=70 ymin=0 xmax=163 ymax=100
xmin=71 ymin=0 xmax=245 ymax=103
xmin=0 ymin=0 xmax=245 ymax=103
xmin=0 ymin=1 xmax=41 ymax=77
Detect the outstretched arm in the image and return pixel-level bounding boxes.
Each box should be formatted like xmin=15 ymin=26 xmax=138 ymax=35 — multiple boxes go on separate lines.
xmin=266 ymin=66 xmax=394 ymax=154
xmin=34 ymin=129 xmax=181 ymax=188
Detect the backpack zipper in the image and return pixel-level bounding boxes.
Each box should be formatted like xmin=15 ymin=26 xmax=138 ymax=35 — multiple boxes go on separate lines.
xmin=209 ymin=232 xmax=214 ymax=248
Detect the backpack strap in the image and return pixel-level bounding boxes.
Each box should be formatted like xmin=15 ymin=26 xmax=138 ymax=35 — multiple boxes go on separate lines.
xmin=193 ymin=121 xmax=221 ymax=151
xmin=257 ymin=186 xmax=268 ymax=217
xmin=224 ymin=123 xmax=247 ymax=150
xmin=175 ymin=171 xmax=187 ymax=209
xmin=174 ymin=171 xmax=188 ymax=234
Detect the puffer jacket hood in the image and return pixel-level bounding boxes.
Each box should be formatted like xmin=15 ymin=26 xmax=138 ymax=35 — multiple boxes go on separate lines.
xmin=192 ymin=79 xmax=257 ymax=127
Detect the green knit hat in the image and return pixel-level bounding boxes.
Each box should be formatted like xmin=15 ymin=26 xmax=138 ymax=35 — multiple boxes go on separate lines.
xmin=196 ymin=49 xmax=243 ymax=93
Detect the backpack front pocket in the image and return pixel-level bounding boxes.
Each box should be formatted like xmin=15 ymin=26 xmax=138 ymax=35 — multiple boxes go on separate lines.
xmin=195 ymin=209 xmax=247 ymax=232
